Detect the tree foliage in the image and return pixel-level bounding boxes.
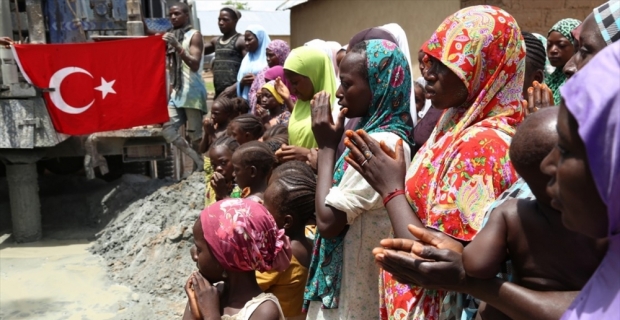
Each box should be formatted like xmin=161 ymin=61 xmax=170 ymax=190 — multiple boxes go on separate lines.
xmin=221 ymin=0 xmax=251 ymax=10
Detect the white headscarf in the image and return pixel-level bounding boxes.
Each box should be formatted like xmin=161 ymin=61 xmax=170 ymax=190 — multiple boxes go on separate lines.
xmin=415 ymin=77 xmax=432 ymax=119
xmin=380 ymin=23 xmax=417 ymax=126
xmin=304 ymin=39 xmax=342 ymax=84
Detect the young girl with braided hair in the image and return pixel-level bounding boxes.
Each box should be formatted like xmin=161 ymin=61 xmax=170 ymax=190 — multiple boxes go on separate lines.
xmin=258 ymin=161 xmax=316 ymax=319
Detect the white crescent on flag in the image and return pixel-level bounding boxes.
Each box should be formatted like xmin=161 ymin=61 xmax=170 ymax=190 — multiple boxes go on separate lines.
xmin=48 ymin=67 xmax=94 ymax=114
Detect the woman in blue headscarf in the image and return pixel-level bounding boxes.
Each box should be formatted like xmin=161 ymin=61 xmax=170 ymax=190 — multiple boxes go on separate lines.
xmin=303 ymin=39 xmax=414 ymax=320
xmin=237 ymin=24 xmax=271 ymax=101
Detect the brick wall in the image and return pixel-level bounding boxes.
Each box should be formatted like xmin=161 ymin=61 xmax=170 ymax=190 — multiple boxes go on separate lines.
xmin=461 ymin=0 xmax=600 ymax=34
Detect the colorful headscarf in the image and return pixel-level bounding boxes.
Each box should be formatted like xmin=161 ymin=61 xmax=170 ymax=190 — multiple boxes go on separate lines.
xmin=547 ymin=18 xmax=581 ymax=105
xmin=595 ymin=0 xmax=620 ymax=45
xmin=262 ymin=80 xmax=284 ymax=104
xmin=549 ymin=18 xmax=582 ymax=46
xmin=264 ymin=65 xmax=285 ymax=82
xmin=249 ymin=40 xmax=290 ymax=114
xmin=560 ymin=41 xmax=620 ymax=320
xmin=237 ymin=24 xmax=271 ymax=100
xmin=380 ymin=6 xmax=524 ymax=317
xmin=200 ymin=198 xmax=292 ymax=273
xmin=381 ymin=23 xmax=418 ymax=126
xmin=284 ymin=47 xmax=338 ymax=148
xmin=304 ymin=40 xmax=414 ymax=310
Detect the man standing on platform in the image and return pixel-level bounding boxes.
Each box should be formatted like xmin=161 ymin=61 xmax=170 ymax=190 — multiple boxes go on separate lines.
xmin=160 ymin=2 xmax=207 ymax=169
xmin=204 ymin=7 xmax=246 ymax=99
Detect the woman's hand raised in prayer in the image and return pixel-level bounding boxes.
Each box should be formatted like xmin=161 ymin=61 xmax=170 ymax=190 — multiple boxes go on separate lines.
xmin=523 ymin=81 xmax=554 ymax=116
xmin=373 ymin=224 xmax=467 ymax=291
xmin=311 ymin=91 xmax=347 ymax=149
xmin=274 ymin=77 xmax=291 ymax=101
xmin=344 ymin=129 xmax=407 ymax=198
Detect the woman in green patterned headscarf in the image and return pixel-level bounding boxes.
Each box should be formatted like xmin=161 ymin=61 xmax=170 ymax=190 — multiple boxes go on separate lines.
xmin=546 ymin=18 xmax=581 ymax=105
xmin=303 ymin=39 xmax=414 ymax=320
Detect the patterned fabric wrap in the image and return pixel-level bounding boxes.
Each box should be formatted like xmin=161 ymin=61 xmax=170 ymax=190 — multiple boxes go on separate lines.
xmin=548 ymin=18 xmax=582 ymax=45
xmin=249 ymin=40 xmax=290 ymax=114
xmin=200 ymin=198 xmax=292 ymax=273
xmin=303 ymin=39 xmax=414 ymax=311
xmin=237 ymin=25 xmax=271 ymax=100
xmin=594 ymin=0 xmax=620 ymax=45
xmin=380 ymin=6 xmax=524 ymax=319
xmin=547 ymin=18 xmax=581 ymax=105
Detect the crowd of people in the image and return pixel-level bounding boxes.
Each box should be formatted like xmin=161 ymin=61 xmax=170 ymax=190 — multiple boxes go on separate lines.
xmin=148 ymin=1 xmax=620 ymax=320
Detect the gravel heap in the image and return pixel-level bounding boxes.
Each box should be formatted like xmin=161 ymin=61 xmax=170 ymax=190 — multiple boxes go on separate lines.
xmin=90 ymin=172 xmax=205 ymax=318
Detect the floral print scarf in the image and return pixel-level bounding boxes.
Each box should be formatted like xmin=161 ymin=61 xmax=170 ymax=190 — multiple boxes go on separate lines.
xmin=379 ymin=6 xmax=525 ymax=319
xmin=303 ymin=39 xmax=414 ymax=310
xmin=200 ymin=198 xmax=292 ymax=273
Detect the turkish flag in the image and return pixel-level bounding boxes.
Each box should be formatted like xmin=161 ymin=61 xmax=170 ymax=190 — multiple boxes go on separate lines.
xmin=12 ymin=36 xmax=169 ymax=135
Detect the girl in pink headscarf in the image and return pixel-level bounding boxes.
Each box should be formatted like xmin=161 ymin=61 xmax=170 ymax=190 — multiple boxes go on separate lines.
xmin=184 ymin=198 xmax=292 ymax=320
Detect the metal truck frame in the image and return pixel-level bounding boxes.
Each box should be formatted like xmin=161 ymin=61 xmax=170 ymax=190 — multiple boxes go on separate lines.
xmin=0 ymin=0 xmax=201 ymax=243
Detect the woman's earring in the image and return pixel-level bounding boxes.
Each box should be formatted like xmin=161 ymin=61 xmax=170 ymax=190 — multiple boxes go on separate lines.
xmin=222 ymin=270 xmax=228 ymax=278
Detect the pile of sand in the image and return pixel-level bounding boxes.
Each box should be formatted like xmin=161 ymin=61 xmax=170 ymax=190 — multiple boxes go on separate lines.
xmin=90 ymin=172 xmax=205 ymax=318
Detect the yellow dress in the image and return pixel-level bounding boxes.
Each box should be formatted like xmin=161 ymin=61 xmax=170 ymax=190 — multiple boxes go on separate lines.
xmin=256 ymin=255 xmax=308 ymax=318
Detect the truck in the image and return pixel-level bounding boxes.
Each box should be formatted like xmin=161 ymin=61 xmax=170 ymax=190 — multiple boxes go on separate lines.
xmin=0 ymin=0 xmax=201 ymax=243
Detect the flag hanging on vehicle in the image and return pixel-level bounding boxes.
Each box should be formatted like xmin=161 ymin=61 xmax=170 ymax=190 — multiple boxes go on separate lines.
xmin=12 ymin=36 xmax=169 ymax=135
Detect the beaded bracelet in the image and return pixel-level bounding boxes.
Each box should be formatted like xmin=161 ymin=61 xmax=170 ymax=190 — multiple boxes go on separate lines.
xmin=383 ymin=189 xmax=405 ymax=207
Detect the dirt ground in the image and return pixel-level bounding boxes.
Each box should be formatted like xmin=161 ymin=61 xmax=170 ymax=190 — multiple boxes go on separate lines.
xmin=0 ymin=172 xmax=200 ymax=319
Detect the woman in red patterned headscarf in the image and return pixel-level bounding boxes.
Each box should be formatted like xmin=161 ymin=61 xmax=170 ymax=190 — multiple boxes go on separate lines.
xmin=344 ymin=5 xmax=525 ymax=319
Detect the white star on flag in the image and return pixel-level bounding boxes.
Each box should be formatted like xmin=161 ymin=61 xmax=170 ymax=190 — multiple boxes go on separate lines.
xmin=94 ymin=77 xmax=116 ymax=99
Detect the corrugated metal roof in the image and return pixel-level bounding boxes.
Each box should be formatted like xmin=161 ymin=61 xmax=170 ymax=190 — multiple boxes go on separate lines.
xmin=276 ymin=0 xmax=309 ymax=10
xmin=198 ymin=10 xmax=290 ymax=36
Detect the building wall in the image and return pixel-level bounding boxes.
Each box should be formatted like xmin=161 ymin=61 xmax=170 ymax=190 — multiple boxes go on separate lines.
xmin=290 ymin=0 xmax=461 ymax=78
xmin=461 ymin=0 xmax=599 ymax=35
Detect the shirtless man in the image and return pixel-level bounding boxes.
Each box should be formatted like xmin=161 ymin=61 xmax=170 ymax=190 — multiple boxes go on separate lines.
xmin=204 ymin=7 xmax=246 ymax=99
xmin=462 ymin=107 xmax=607 ymax=319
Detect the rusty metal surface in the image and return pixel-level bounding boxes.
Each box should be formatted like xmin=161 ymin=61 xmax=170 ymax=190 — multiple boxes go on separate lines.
xmin=0 ymin=98 xmax=68 ymax=149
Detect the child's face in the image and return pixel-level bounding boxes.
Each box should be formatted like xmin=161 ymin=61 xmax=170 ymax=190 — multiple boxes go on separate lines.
xmin=231 ymin=151 xmax=254 ymax=189
xmin=192 ymin=219 xmax=226 ymax=283
xmin=227 ymin=122 xmax=252 ymax=145
xmin=208 ymin=146 xmax=234 ymax=181
xmin=414 ymin=85 xmax=426 ymax=113
xmin=210 ymin=102 xmax=231 ymax=125
xmin=260 ymin=88 xmax=280 ymax=111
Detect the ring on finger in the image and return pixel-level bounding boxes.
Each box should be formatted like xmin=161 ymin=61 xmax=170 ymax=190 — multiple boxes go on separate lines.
xmin=363 ymin=150 xmax=373 ymax=160
xmin=361 ymin=159 xmax=369 ymax=167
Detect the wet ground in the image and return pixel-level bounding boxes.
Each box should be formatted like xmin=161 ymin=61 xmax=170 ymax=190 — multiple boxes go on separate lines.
xmin=0 ymin=234 xmax=133 ymax=320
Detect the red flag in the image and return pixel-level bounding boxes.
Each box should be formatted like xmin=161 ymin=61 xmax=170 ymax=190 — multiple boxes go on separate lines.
xmin=12 ymin=36 xmax=169 ymax=135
